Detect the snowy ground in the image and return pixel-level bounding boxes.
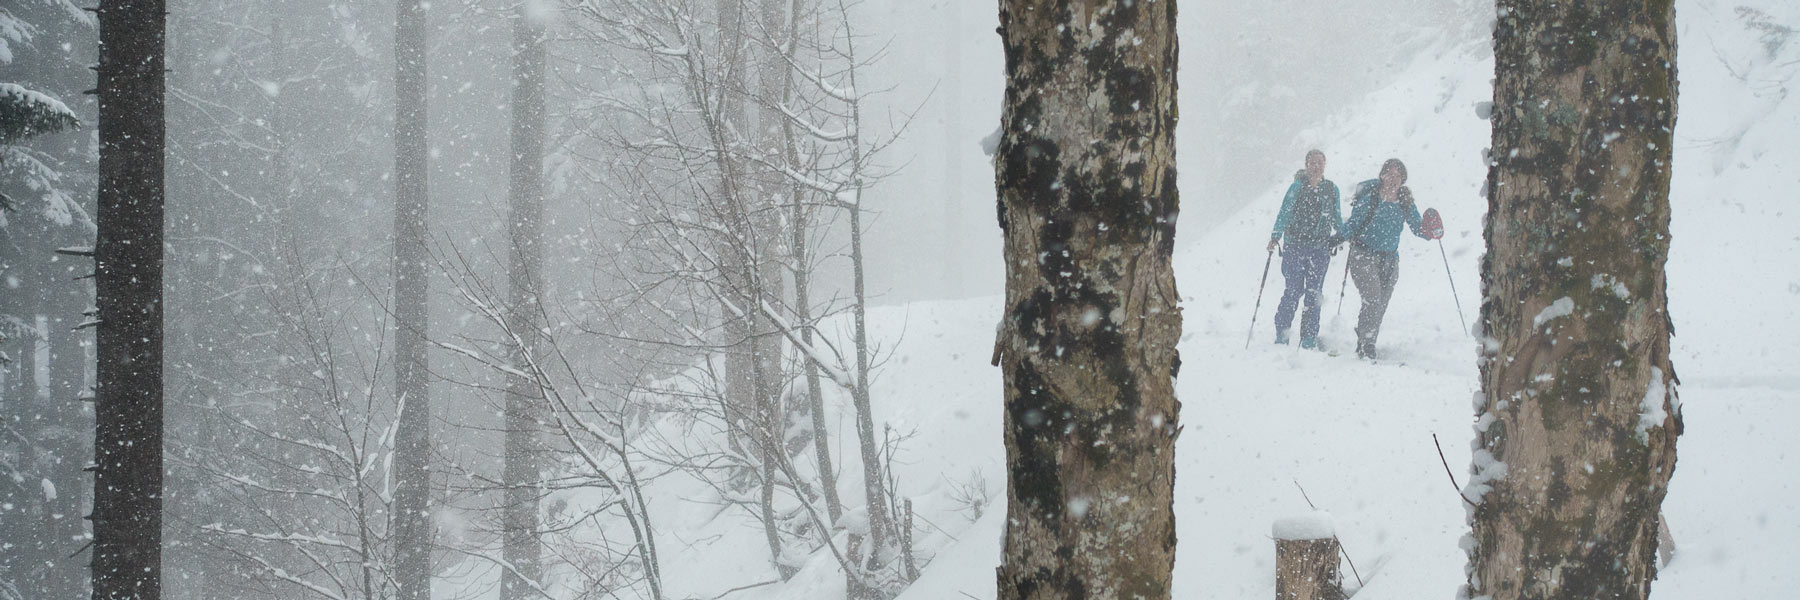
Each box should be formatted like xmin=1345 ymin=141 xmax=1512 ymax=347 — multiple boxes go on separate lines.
xmin=512 ymin=1 xmax=1800 ymax=598
xmin=895 ymin=2 xmax=1798 ymax=598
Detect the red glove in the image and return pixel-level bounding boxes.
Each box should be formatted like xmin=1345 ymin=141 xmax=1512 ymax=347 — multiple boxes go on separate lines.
xmin=1422 ymin=208 xmax=1445 ymax=240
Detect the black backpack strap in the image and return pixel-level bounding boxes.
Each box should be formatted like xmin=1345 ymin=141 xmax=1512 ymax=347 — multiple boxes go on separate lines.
xmin=1347 ymin=182 xmax=1381 ymax=240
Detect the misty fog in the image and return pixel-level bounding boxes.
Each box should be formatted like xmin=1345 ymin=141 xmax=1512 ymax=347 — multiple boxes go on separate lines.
xmin=4 ymin=0 xmax=1796 ymax=599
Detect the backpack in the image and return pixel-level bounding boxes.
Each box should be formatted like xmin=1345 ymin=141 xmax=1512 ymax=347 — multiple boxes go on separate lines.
xmin=1346 ymin=182 xmax=1412 ymax=249
xmin=1284 ymin=173 xmax=1330 ymax=244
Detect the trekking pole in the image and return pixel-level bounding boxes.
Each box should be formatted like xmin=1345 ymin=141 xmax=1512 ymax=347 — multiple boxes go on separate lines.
xmin=1245 ymin=245 xmax=1278 ymax=349
xmin=1437 ymin=239 xmax=1469 ymax=335
xmin=1334 ymin=251 xmax=1352 ymax=318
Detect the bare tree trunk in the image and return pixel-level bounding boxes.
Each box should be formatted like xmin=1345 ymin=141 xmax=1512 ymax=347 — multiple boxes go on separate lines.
xmin=769 ymin=0 xmax=850 ymax=578
xmin=846 ymin=172 xmax=891 ymax=580
xmin=501 ymin=5 xmax=549 ymax=599
xmin=92 ymin=0 xmax=166 ymax=597
xmin=750 ymin=8 xmax=796 ymax=579
xmin=392 ymin=0 xmax=434 ymax=598
xmin=713 ymin=0 xmax=754 ymax=457
xmin=993 ymin=2 xmax=1182 ymax=599
xmin=825 ymin=13 xmax=894 ymax=594
xmin=783 ymin=77 xmax=843 ymax=524
xmin=707 ymin=0 xmax=795 ymax=578
xmin=1468 ymin=2 xmax=1681 ymax=599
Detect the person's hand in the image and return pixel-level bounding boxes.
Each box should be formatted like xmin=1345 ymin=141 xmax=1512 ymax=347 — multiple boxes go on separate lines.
xmin=1422 ymin=207 xmax=1446 ymax=240
xmin=1267 ymin=238 xmax=1279 ymax=253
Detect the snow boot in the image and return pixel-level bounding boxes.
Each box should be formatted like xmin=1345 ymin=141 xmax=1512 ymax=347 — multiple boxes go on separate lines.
xmin=1275 ymin=330 xmax=1291 ymax=345
xmin=1300 ymin=336 xmax=1320 ymax=351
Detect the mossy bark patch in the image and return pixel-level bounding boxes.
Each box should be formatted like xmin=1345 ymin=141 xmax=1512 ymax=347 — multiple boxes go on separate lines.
xmin=1470 ymin=1 xmax=1681 ymax=599
xmin=995 ymin=2 xmax=1183 ymax=599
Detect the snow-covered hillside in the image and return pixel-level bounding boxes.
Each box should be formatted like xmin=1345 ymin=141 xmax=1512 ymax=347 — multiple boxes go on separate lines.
xmin=583 ymin=2 xmax=1800 ymax=599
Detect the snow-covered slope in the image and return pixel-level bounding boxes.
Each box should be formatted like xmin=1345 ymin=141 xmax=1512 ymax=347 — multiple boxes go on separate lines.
xmin=893 ymin=2 xmax=1798 ymax=599
xmin=539 ymin=2 xmax=1800 ymax=599
xmin=1656 ymin=2 xmax=1800 ymax=597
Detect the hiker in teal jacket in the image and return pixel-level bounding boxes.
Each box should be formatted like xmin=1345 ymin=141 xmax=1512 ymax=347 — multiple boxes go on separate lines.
xmin=1266 ymin=150 xmax=1342 ymax=349
xmin=1332 ymin=158 xmax=1431 ymax=359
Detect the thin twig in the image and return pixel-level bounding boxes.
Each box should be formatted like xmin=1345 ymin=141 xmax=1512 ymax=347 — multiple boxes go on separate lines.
xmin=1434 ymin=433 xmax=1480 ymax=507
xmin=1293 ymin=479 xmax=1317 ymax=510
xmin=1291 ymin=479 xmax=1365 ymax=587
xmin=709 ymin=579 xmax=780 ymax=600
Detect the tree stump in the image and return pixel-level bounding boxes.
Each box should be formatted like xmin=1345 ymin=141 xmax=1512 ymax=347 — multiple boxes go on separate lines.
xmin=1274 ymin=513 xmax=1343 ymax=600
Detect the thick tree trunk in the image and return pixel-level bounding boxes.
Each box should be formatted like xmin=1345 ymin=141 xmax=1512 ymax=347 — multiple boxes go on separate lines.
xmin=713 ymin=0 xmax=753 ymax=455
xmin=392 ymin=0 xmax=433 ymax=597
xmin=501 ymin=5 xmax=548 ymax=599
xmin=705 ymin=0 xmax=794 ymax=579
xmin=1468 ymin=2 xmax=1681 ymax=600
xmin=92 ymin=0 xmax=166 ymax=598
xmin=992 ymin=2 xmax=1182 ymax=599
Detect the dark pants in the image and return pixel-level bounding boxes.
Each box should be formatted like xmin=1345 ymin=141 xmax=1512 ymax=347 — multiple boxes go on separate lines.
xmin=1349 ymin=245 xmax=1400 ymax=354
xmin=1274 ymin=246 xmax=1331 ymax=340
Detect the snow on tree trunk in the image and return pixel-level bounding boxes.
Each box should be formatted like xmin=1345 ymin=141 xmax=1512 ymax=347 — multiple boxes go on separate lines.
xmin=92 ymin=0 xmax=165 ymax=597
xmin=992 ymin=1 xmax=1182 ymax=599
xmin=1468 ymin=2 xmax=1682 ymax=599
xmin=392 ymin=0 xmax=433 ymax=597
xmin=501 ymin=4 xmax=548 ymax=598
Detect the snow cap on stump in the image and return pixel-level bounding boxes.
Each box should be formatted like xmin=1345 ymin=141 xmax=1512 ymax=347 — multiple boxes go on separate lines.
xmin=1272 ymin=511 xmax=1336 ymax=541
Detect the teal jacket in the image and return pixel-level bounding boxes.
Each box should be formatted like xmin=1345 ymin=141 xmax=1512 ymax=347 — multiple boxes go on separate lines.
xmin=1341 ymin=180 xmax=1427 ymax=256
xmin=1269 ymin=172 xmax=1342 ymax=249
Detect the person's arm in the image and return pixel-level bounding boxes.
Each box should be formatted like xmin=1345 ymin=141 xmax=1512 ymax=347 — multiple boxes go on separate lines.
xmin=1269 ymin=182 xmax=1300 ymax=249
xmin=1403 ymin=189 xmax=1428 ymax=239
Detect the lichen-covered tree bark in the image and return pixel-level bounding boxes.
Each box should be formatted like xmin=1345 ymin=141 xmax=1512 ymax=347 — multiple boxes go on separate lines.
xmin=92 ymin=0 xmax=166 ymax=597
xmin=392 ymin=0 xmax=433 ymax=597
xmin=993 ymin=1 xmax=1182 ymax=598
xmin=1468 ymin=2 xmax=1681 ymax=599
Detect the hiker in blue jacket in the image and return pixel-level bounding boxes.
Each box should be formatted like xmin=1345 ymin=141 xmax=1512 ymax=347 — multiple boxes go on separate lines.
xmin=1333 ymin=158 xmax=1431 ymax=359
xmin=1266 ymin=150 xmax=1342 ymax=349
